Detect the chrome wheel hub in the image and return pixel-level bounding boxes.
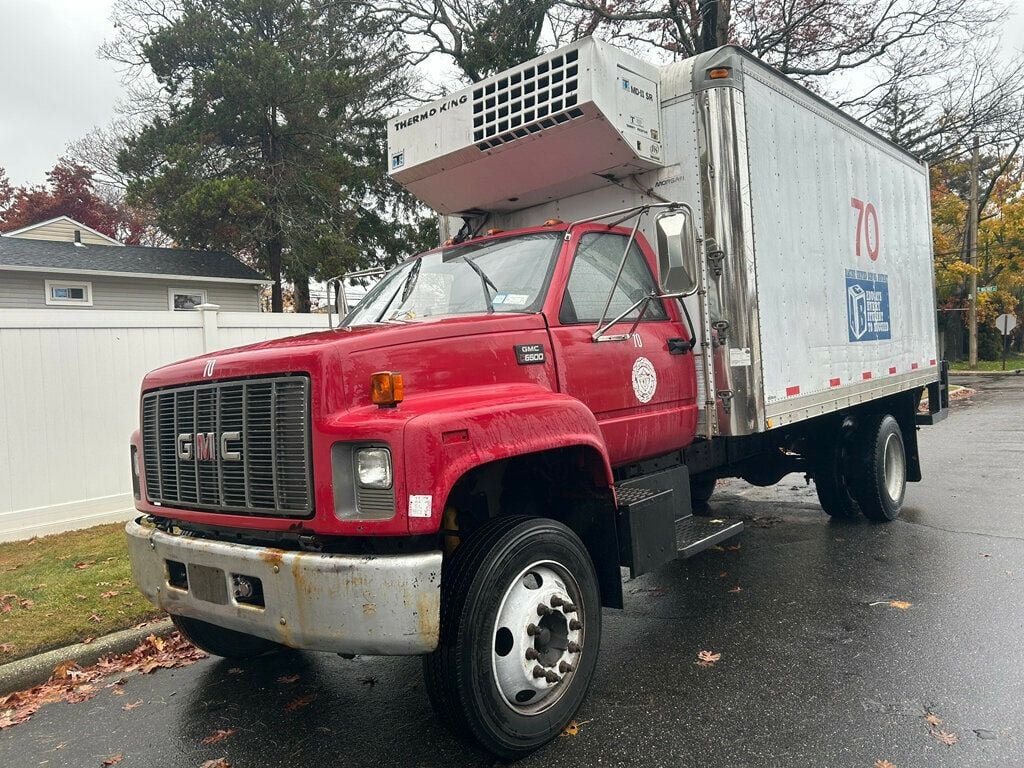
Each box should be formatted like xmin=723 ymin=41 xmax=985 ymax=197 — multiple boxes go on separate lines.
xmin=491 ymin=561 xmax=584 ymax=714
xmin=883 ymin=432 xmax=905 ymax=502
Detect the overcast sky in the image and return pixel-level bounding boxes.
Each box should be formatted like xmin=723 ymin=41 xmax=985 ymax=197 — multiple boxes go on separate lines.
xmin=1 ymin=0 xmax=1023 ymax=188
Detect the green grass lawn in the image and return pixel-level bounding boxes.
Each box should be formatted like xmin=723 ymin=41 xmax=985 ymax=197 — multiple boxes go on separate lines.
xmin=0 ymin=523 xmax=163 ymax=662
xmin=950 ymin=353 xmax=1024 ymax=371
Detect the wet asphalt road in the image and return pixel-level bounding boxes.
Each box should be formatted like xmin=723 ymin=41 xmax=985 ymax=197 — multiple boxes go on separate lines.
xmin=2 ymin=376 xmax=1022 ymax=768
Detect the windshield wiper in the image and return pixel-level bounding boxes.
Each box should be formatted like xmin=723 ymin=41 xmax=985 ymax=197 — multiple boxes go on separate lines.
xmin=461 ymin=256 xmax=498 ymax=313
xmin=376 ymin=257 xmax=422 ymax=323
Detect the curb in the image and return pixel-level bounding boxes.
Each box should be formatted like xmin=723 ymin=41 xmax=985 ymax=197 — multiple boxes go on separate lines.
xmin=0 ymin=617 xmax=174 ymax=696
xmin=950 ymin=369 xmax=1024 ymax=377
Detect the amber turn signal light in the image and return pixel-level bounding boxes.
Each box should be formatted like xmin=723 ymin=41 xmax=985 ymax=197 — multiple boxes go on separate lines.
xmin=708 ymin=67 xmax=732 ymax=80
xmin=371 ymin=372 xmax=404 ymax=406
xmin=543 ymin=218 xmax=564 ymax=226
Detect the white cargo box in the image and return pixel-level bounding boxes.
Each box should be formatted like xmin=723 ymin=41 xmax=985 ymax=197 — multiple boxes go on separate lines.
xmin=389 ymin=42 xmax=940 ymax=439
xmin=387 ymin=38 xmax=664 ymax=214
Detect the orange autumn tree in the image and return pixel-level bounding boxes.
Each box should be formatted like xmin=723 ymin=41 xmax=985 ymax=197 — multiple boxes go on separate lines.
xmin=931 ymin=156 xmax=1024 ymax=359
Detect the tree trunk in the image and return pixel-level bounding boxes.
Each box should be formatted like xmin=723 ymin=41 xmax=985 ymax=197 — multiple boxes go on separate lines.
xmin=293 ymin=272 xmax=311 ymax=313
xmin=267 ymin=236 xmax=283 ymax=313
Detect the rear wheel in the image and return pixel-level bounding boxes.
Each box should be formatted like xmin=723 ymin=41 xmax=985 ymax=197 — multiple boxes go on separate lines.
xmin=813 ymin=419 xmax=862 ymax=520
xmin=852 ymin=414 xmax=906 ymax=522
xmin=170 ymin=614 xmax=283 ymax=659
xmin=423 ymin=516 xmax=600 ymax=760
xmin=689 ymin=473 xmax=717 ymax=515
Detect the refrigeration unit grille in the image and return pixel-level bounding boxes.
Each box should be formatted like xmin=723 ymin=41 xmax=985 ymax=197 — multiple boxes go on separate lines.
xmin=472 ymin=48 xmax=583 ymax=150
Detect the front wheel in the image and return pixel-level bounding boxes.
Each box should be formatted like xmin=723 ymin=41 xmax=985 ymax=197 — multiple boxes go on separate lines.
xmin=423 ymin=516 xmax=601 ymax=760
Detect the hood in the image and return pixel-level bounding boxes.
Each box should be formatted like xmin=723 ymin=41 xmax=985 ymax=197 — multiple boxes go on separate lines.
xmin=141 ymin=312 xmax=550 ymax=396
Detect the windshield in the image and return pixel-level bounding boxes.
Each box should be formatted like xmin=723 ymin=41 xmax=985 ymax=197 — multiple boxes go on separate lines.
xmin=343 ymin=232 xmax=560 ymax=326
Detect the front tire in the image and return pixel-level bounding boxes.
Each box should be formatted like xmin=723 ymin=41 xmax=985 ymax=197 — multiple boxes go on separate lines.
xmin=170 ymin=614 xmax=283 ymax=659
xmin=423 ymin=516 xmax=601 ymax=760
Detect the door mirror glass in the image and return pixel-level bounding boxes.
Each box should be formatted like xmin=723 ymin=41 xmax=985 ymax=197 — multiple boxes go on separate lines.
xmin=655 ymin=210 xmax=699 ymax=296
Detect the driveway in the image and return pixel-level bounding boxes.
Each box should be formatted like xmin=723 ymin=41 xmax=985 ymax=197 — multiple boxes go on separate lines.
xmin=2 ymin=376 xmax=1021 ymax=767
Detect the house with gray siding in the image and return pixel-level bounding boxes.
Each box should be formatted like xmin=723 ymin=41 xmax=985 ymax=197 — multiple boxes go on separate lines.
xmin=0 ymin=216 xmax=267 ymax=311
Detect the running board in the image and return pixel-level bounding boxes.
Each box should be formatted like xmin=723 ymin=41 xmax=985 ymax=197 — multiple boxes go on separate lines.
xmin=675 ymin=515 xmax=743 ymax=558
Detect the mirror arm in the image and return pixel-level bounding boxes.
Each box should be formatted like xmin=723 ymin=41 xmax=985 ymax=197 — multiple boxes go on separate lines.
xmin=592 ymin=295 xmax=652 ymax=342
xmin=595 ymin=213 xmax=645 ymax=333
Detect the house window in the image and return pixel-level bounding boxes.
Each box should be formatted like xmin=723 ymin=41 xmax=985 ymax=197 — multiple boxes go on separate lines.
xmin=45 ymin=280 xmax=93 ymax=306
xmin=169 ymin=287 xmax=208 ymax=311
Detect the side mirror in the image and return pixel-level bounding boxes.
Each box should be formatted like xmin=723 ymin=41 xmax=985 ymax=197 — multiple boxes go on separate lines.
xmin=655 ymin=209 xmax=699 ymax=296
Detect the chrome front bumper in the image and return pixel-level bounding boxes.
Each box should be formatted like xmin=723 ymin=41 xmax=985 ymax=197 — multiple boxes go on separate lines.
xmin=125 ymin=519 xmax=442 ymax=655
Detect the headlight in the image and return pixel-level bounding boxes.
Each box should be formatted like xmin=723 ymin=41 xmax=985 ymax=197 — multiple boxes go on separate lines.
xmin=355 ymin=447 xmax=392 ymax=489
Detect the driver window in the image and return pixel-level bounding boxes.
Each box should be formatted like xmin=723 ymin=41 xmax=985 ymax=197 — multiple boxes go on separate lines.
xmin=560 ymin=233 xmax=668 ymax=324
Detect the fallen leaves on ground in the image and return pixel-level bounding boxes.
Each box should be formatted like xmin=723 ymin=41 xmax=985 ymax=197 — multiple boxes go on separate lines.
xmin=873 ymin=760 xmax=896 ymax=768
xmin=100 ymin=591 xmax=120 ymax=599
xmin=277 ymin=674 xmax=300 ymax=684
xmin=924 ymin=713 xmax=943 ymax=727
xmin=725 ymin=544 xmax=741 ymax=552
xmin=696 ymin=650 xmax=722 ymax=667
xmin=728 ymin=586 xmax=742 ymax=593
xmin=285 ymin=694 xmax=315 ymax=712
xmin=0 ymin=632 xmax=204 ymax=731
xmin=74 ymin=560 xmax=96 ymax=570
xmin=122 ymin=699 xmax=143 ymax=711
xmin=932 ymin=730 xmax=958 ymax=746
xmin=0 ymin=643 xmax=13 ymax=654
xmin=0 ymin=594 xmax=34 ymax=612
xmin=202 ymin=728 xmax=237 ymax=745
xmin=560 ymin=718 xmax=592 ymax=736
xmin=101 ymin=753 xmax=124 ymax=766
xmin=199 ymin=760 xmax=232 ymax=768
xmin=888 ymin=600 xmax=912 ymax=610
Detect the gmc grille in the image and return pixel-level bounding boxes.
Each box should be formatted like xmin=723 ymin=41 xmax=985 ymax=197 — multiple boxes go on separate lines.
xmin=141 ymin=376 xmax=313 ymax=517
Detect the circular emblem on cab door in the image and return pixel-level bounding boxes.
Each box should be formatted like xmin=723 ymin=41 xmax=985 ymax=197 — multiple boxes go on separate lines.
xmin=632 ymin=356 xmax=657 ymax=403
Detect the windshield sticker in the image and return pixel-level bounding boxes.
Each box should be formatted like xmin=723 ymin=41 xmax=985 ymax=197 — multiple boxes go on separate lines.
xmin=846 ymin=269 xmax=891 ymax=342
xmin=631 ymin=357 xmax=657 ymax=403
xmin=494 ymin=293 xmax=529 ymax=306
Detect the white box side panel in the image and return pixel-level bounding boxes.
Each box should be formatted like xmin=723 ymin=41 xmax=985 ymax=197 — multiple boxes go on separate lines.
xmin=743 ymin=76 xmax=937 ymax=411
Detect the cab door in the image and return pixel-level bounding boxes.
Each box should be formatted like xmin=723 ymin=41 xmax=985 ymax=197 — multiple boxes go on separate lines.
xmin=547 ymin=228 xmax=699 ymax=467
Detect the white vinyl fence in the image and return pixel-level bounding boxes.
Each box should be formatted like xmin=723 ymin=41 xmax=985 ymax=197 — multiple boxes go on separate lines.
xmin=0 ymin=306 xmax=327 ymax=541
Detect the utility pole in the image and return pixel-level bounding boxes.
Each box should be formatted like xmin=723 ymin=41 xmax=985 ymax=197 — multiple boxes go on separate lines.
xmin=968 ymin=136 xmax=979 ymax=368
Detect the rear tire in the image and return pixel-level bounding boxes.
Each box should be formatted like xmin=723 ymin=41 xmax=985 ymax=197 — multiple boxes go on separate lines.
xmin=170 ymin=614 xmax=283 ymax=659
xmin=851 ymin=414 xmax=906 ymax=522
xmin=423 ymin=516 xmax=600 ymax=760
xmin=813 ymin=419 xmax=862 ymax=520
xmin=690 ymin=473 xmax=717 ymax=515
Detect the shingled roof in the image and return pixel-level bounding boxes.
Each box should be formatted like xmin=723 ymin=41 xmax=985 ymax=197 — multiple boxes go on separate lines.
xmin=0 ymin=236 xmax=267 ymax=282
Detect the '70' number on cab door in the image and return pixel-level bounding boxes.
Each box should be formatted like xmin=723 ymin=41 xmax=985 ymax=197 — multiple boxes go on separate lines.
xmin=850 ymin=197 xmax=880 ymax=261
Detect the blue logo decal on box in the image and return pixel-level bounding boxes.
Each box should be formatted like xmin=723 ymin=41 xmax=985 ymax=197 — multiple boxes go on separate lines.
xmin=846 ymin=269 xmax=891 ymax=342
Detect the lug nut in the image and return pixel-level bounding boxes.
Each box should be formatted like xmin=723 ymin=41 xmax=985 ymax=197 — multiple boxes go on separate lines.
xmin=559 ymin=661 xmax=573 ymax=673
xmin=569 ymin=619 xmax=582 ymax=631
xmin=562 ymin=603 xmax=577 ymax=613
xmin=544 ymin=670 xmax=561 ymax=684
xmin=526 ymin=623 xmax=540 ymax=636
xmin=567 ymin=641 xmax=582 ymax=653
xmin=537 ymin=603 xmax=552 ymax=616
xmin=550 ymin=595 xmax=565 ymax=607
xmin=532 ymin=665 xmax=547 ymax=679
xmin=525 ymin=647 xmax=540 ymax=660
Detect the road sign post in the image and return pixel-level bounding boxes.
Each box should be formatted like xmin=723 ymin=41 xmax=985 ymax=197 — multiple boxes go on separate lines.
xmin=996 ymin=313 xmax=1018 ymax=371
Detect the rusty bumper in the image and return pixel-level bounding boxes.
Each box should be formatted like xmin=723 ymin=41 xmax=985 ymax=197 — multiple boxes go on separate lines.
xmin=125 ymin=518 xmax=442 ymax=655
